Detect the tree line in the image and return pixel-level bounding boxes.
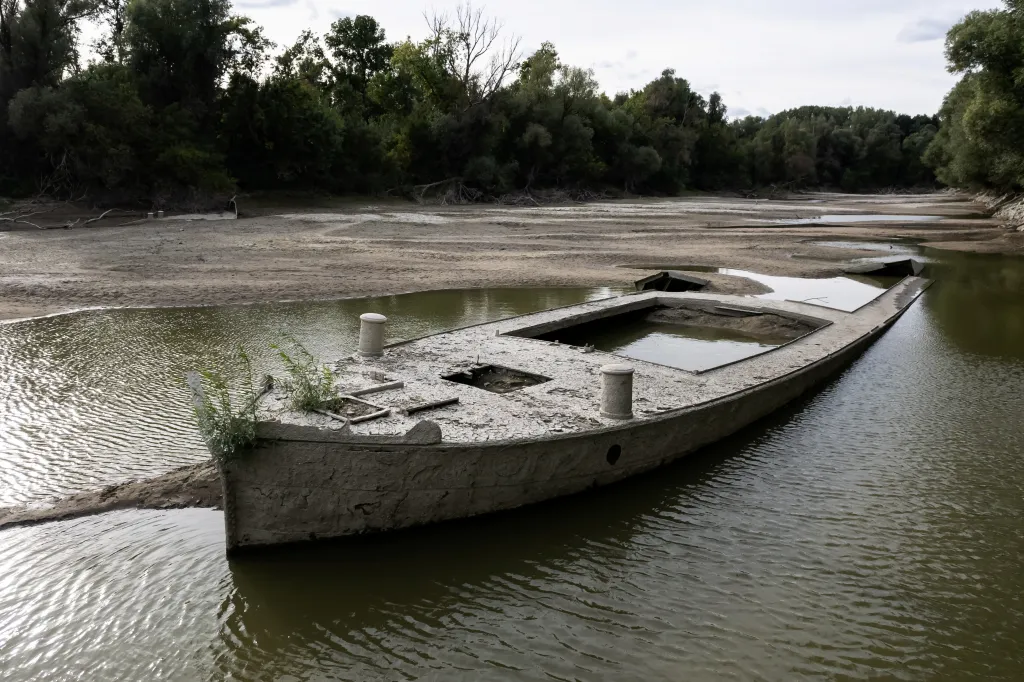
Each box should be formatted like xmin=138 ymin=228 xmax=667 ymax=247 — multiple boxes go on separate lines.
xmin=0 ymin=0 xmax=939 ymax=203
xmin=927 ymin=0 xmax=1024 ymax=194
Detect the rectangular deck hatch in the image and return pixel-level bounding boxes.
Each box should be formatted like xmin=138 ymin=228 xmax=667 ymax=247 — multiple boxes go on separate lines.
xmin=442 ymin=364 xmax=551 ymax=394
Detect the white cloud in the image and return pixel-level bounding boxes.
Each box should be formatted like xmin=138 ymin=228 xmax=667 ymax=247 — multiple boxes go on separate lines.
xmin=236 ymin=0 xmax=297 ymax=8
xmin=236 ymin=0 xmax=1004 ymax=114
xmin=897 ymin=18 xmax=954 ymax=43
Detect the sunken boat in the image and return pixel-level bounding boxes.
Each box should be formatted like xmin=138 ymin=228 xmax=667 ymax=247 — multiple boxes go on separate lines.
xmin=634 ymin=270 xmax=710 ymax=292
xmin=845 ymin=257 xmax=924 ymax=278
xmin=213 ymin=276 xmax=930 ymax=554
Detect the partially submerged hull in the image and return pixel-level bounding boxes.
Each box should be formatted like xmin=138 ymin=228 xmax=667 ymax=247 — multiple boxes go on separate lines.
xmin=219 ymin=278 xmax=929 ymax=554
xmin=845 ymin=257 xmax=924 ymax=277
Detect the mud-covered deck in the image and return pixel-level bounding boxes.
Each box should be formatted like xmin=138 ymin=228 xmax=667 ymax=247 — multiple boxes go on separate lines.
xmin=261 ymin=278 xmax=928 ymax=443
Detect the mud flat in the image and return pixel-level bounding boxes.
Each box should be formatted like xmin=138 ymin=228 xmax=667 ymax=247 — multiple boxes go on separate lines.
xmin=0 ymin=191 xmax=1007 ymax=527
xmin=0 ymin=462 xmax=219 ymax=530
xmin=0 ymin=191 xmax=1009 ymax=322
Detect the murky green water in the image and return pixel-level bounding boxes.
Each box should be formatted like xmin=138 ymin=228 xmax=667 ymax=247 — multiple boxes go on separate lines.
xmin=0 ymin=287 xmax=620 ymax=507
xmin=2 ymin=252 xmax=1024 ymax=680
xmin=545 ymin=318 xmax=791 ymax=372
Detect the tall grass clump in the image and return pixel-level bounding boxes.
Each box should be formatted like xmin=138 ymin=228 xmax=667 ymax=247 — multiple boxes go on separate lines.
xmin=186 ymin=347 xmax=268 ymax=461
xmin=271 ymin=335 xmax=341 ymax=411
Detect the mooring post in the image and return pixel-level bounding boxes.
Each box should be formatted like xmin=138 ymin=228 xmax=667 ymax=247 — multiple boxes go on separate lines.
xmin=358 ymin=313 xmax=387 ymax=357
xmin=600 ymin=364 xmax=634 ymax=419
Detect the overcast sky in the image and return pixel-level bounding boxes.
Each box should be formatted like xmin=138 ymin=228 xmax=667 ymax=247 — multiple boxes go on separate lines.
xmin=233 ymin=0 xmax=1003 ymax=117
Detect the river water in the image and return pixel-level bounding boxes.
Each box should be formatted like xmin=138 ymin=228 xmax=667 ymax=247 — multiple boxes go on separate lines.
xmin=1 ymin=251 xmax=1023 ymax=680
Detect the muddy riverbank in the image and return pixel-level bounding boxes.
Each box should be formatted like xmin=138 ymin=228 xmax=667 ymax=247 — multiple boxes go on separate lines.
xmin=0 ymin=462 xmax=219 ymax=530
xmin=0 ymin=191 xmax=1015 ymax=528
xmin=0 ymin=191 xmax=1013 ymax=322
xmin=3 ymin=205 xmax=1024 ymax=680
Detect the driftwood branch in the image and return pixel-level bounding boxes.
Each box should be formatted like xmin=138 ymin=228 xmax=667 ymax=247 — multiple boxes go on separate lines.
xmin=84 ymin=208 xmax=118 ymax=225
xmin=349 ymin=381 xmax=405 ymax=397
xmin=402 ymin=397 xmax=460 ymax=416
xmin=313 ymin=409 xmax=350 ymax=425
xmin=414 ymin=177 xmax=463 ymax=196
xmin=349 ymin=408 xmax=392 ymax=424
xmin=1 ymin=209 xmax=49 ymax=222
xmin=0 ymin=208 xmax=52 ymax=229
xmin=413 ymin=177 xmax=482 ymax=204
xmin=1 ymin=201 xmax=126 ymax=231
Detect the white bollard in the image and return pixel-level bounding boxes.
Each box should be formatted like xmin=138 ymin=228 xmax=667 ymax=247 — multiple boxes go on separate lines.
xmin=147 ymin=212 xmax=154 ymax=220
xmin=600 ymin=364 xmax=634 ymax=419
xmin=157 ymin=210 xmax=165 ymax=219
xmin=358 ymin=313 xmax=387 ymax=357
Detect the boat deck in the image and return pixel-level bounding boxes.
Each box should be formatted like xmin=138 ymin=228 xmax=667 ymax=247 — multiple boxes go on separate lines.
xmin=261 ymin=278 xmax=928 ymax=443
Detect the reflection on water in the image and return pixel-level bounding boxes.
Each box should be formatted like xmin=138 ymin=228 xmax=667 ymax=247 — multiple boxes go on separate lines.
xmin=926 ymin=250 xmax=1024 ymax=357
xmin=574 ymin=320 xmax=784 ymax=372
xmin=1 ymin=253 xmax=1024 ymax=680
xmin=0 ymin=287 xmax=618 ymax=507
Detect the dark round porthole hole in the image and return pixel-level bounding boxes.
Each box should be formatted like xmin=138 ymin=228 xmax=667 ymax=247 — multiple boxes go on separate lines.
xmin=606 ymin=444 xmax=621 ymax=465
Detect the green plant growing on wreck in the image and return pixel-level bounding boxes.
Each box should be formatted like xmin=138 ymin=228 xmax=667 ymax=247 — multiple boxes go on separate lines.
xmin=271 ymin=336 xmax=341 ymax=412
xmin=186 ymin=347 xmax=268 ymax=460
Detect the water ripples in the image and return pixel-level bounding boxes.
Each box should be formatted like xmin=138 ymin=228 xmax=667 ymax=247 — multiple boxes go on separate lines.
xmin=1 ymin=265 xmax=1023 ymax=679
xmin=0 ymin=288 xmax=614 ymax=507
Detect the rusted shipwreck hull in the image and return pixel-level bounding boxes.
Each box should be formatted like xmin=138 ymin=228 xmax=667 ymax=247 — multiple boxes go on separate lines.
xmin=218 ymin=277 xmax=929 ymax=554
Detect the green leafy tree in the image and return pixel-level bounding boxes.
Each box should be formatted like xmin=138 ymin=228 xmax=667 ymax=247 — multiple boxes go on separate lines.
xmin=7 ymin=63 xmax=150 ymax=190
xmin=925 ymin=2 xmax=1024 ymax=191
xmin=324 ymin=15 xmax=392 ymax=94
xmin=0 ymin=3 xmax=943 ymax=201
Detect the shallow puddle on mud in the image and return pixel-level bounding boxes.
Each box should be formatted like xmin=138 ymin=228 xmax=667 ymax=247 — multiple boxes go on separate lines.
xmin=719 ymin=268 xmax=890 ymax=311
xmin=771 ymin=214 xmax=942 ymax=224
xmin=813 ymin=239 xmax=922 ymax=254
xmin=2 ymin=252 xmax=1024 ymax=681
xmin=811 ymin=239 xmax=942 ymax=269
xmin=626 ymin=263 xmax=720 ymax=272
xmin=625 ymin=264 xmax=891 ymax=311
